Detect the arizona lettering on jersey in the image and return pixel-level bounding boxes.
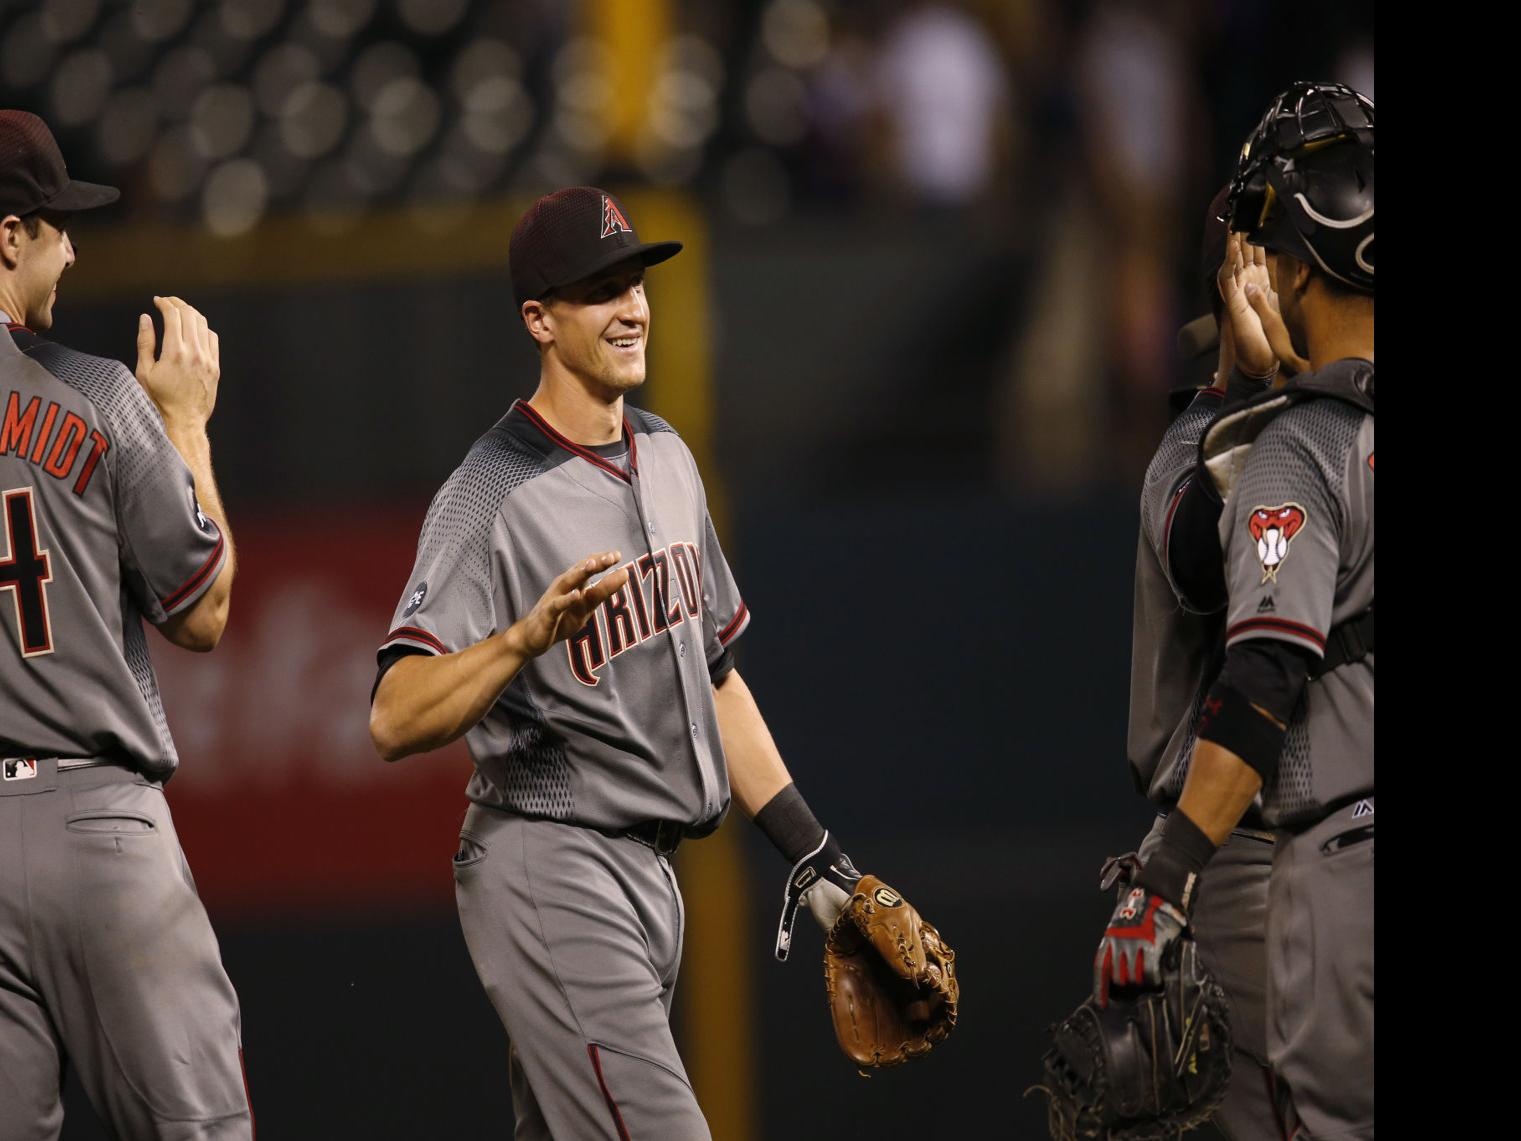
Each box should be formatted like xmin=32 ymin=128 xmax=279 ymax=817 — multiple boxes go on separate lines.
xmin=377 ymin=400 xmax=750 ymax=835
xmin=568 ymin=541 xmax=708 ymax=686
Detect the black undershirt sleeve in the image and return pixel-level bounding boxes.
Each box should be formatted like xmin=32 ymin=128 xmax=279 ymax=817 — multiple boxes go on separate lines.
xmin=708 ymin=644 xmax=737 ymax=684
xmin=371 ymin=645 xmax=428 ymax=703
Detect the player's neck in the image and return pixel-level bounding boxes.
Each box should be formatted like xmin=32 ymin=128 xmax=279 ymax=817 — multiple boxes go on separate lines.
xmin=0 ymin=286 xmax=25 ymax=327
xmin=528 ymin=377 xmax=625 ymax=446
xmin=1304 ymin=299 xmax=1374 ymax=373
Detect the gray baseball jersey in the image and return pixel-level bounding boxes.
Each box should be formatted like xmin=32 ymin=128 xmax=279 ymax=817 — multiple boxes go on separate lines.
xmin=1217 ymin=361 xmax=1374 ymax=829
xmin=2 ymin=319 xmax=250 ymax=1137
xmin=377 ymin=399 xmax=750 ymax=834
xmin=2 ymin=321 xmax=226 ymax=775
xmin=1127 ymin=385 xmax=1226 ymax=804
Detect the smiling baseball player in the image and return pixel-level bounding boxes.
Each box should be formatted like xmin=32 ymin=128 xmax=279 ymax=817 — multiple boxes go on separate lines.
xmin=0 ymin=110 xmax=250 ymax=1139
xmin=370 ymin=187 xmax=917 ymax=1139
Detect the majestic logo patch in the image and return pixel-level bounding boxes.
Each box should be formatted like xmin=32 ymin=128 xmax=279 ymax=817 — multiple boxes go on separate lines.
xmin=600 ymin=194 xmax=632 ymax=239
xmin=1257 ymin=595 xmax=1276 ymax=613
xmin=3 ymin=758 xmax=37 ymax=781
xmin=1352 ymin=798 xmax=1373 ymax=818
xmin=403 ymin=581 xmax=428 ymax=618
xmin=1247 ymin=503 xmax=1307 ymax=584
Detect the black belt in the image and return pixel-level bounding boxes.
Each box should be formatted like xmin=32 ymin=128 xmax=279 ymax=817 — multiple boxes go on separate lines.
xmin=624 ymin=819 xmax=684 ymax=856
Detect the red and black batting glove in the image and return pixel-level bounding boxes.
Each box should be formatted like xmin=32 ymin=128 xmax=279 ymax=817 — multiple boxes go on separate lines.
xmin=1091 ymin=810 xmax=1219 ymax=1008
xmin=1092 ymin=887 xmax=1189 ymax=1008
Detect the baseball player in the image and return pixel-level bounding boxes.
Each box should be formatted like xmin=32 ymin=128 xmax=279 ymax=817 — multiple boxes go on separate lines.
xmin=0 ymin=112 xmax=252 ymax=1138
xmin=370 ymin=186 xmax=866 ymax=1140
xmin=1096 ymin=82 xmax=1373 ymax=1140
xmin=1121 ymin=190 xmax=1308 ymax=1141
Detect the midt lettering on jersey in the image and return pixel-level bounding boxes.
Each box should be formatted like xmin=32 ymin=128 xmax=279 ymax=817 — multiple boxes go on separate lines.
xmin=0 ymin=390 xmax=110 ymax=497
xmin=567 ymin=541 xmax=703 ymax=686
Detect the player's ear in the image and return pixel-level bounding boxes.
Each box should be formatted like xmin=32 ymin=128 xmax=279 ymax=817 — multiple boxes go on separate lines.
xmin=0 ymin=215 xmax=24 ymax=270
xmin=1292 ymin=257 xmax=1314 ymax=297
xmin=521 ymin=298 xmax=554 ymax=346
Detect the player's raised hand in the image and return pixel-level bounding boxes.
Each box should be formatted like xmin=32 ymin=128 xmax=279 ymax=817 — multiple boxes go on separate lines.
xmin=135 ymin=295 xmax=221 ymax=426
xmin=510 ymin=551 xmax=630 ymax=658
xmin=1241 ymin=239 xmax=1312 ymax=377
xmin=1217 ymin=232 xmax=1278 ymax=380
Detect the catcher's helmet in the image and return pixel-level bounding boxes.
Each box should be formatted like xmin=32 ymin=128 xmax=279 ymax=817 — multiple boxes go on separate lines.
xmin=1221 ymin=82 xmax=1374 ymax=293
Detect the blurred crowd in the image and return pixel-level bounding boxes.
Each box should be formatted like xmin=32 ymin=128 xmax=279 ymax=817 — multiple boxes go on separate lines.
xmin=1 ymin=0 xmax=1372 ymax=490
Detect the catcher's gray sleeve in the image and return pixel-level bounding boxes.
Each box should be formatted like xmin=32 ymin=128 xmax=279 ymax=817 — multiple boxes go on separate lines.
xmin=380 ymin=451 xmax=517 ymax=658
xmin=105 ymin=363 xmax=226 ymax=622
xmin=697 ymin=512 xmax=748 ymax=669
xmin=1221 ymin=417 xmax=1340 ymax=659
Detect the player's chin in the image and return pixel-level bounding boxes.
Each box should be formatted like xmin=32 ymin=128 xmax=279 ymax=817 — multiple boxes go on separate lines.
xmin=603 ymin=359 xmax=647 ymax=391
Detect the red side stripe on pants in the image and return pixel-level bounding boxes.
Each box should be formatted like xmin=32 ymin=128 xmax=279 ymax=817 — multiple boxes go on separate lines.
xmin=240 ymin=1047 xmax=256 ymax=1137
xmin=587 ymin=1044 xmax=632 ymax=1141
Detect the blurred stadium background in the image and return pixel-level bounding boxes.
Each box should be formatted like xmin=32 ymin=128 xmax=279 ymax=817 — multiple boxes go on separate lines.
xmin=2 ymin=0 xmax=1371 ymax=1136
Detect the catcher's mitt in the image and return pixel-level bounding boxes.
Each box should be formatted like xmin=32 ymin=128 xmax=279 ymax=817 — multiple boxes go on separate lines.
xmin=1037 ymin=936 xmax=1232 ymax=1140
xmin=823 ymin=875 xmax=959 ymax=1068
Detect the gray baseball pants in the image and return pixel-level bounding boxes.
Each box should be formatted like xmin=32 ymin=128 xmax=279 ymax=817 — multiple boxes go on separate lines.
xmin=453 ymin=807 xmax=709 ymax=1141
xmin=0 ymin=760 xmax=252 ymax=1141
xmin=1142 ymin=816 xmax=1278 ymax=1141
xmin=1267 ymin=800 xmax=1373 ymax=1140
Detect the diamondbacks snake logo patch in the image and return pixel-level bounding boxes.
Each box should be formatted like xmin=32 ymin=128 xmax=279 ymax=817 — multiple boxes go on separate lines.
xmin=1247 ymin=503 xmax=1307 ymax=584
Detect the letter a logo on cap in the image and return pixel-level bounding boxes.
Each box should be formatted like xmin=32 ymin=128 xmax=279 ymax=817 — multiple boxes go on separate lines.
xmin=600 ymin=193 xmax=632 ymax=239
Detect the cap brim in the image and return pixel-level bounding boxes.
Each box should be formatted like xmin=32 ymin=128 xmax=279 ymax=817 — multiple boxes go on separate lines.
xmin=552 ymin=240 xmax=684 ymax=295
xmin=634 ymin=240 xmax=683 ymax=268
xmin=43 ymin=179 xmax=120 ymax=213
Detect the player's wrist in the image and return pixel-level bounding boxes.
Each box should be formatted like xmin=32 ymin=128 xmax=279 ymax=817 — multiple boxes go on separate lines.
xmin=758 ymin=784 xmax=865 ymax=959
xmin=500 ymin=621 xmax=534 ymax=662
xmin=1135 ymin=810 xmax=1217 ymax=914
xmin=157 ymin=406 xmax=211 ymax=439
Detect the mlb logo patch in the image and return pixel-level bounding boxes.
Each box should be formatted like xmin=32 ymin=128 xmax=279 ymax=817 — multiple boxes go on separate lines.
xmin=3 ymin=759 xmax=38 ymax=781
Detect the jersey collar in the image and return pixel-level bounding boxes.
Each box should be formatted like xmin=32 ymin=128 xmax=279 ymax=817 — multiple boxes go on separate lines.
xmin=512 ymin=398 xmax=639 ymax=484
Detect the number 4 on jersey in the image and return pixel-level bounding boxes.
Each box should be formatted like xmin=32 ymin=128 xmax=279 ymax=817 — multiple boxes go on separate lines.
xmin=1 ymin=486 xmax=55 ymax=658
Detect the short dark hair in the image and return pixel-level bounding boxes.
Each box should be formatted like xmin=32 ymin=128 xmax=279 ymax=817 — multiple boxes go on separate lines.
xmin=17 ymin=211 xmax=42 ymax=238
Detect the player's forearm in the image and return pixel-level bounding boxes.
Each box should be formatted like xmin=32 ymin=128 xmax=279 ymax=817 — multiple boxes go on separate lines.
xmin=712 ymin=670 xmax=793 ymax=817
xmin=370 ymin=631 xmax=531 ymax=762
xmin=1173 ymin=740 xmax=1263 ymax=846
xmin=159 ymin=416 xmax=235 ymax=648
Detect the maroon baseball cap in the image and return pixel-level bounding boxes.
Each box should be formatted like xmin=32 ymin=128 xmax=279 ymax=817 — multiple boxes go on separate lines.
xmin=0 ymin=110 xmax=119 ymax=218
xmin=509 ymin=187 xmax=682 ymax=308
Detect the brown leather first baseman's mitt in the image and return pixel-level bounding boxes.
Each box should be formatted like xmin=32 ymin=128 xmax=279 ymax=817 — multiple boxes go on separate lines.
xmin=823 ymin=875 xmax=959 ymax=1067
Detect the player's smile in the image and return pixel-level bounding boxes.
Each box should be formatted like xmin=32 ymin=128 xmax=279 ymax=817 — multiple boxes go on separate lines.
xmin=540 ymin=260 xmax=651 ymax=391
